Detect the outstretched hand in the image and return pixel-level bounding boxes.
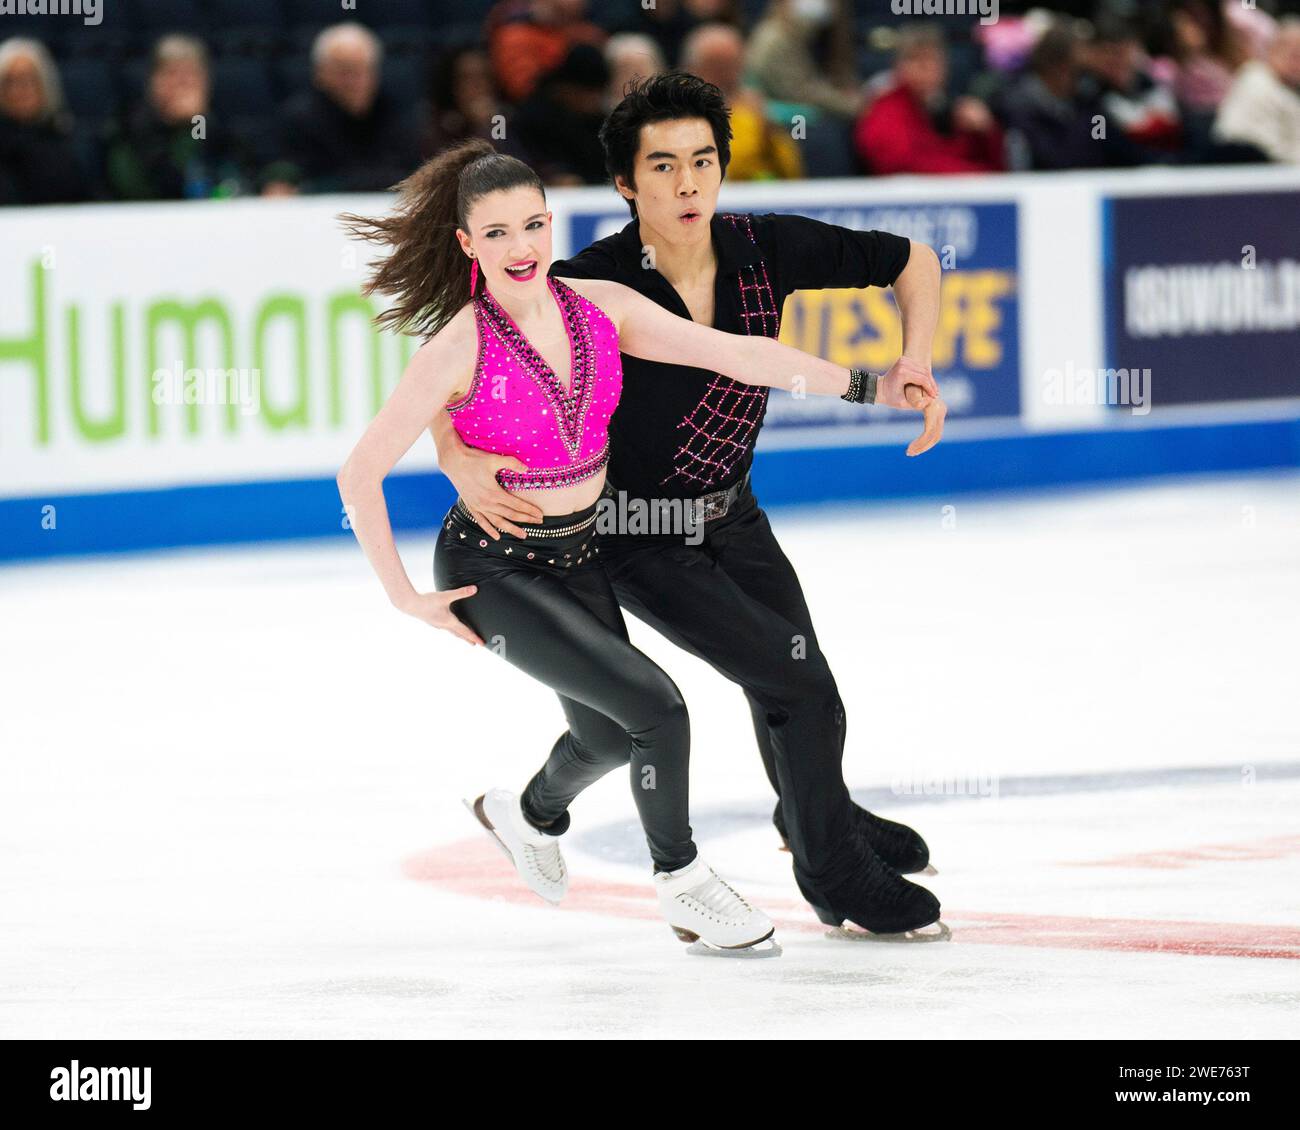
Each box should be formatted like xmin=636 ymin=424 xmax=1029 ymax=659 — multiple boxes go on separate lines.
xmin=903 ymin=382 xmax=947 ymax=457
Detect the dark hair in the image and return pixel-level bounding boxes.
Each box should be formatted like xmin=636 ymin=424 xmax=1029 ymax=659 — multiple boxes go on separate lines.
xmin=337 ymin=139 xmax=545 ymax=340
xmin=598 ymin=71 xmax=732 ymax=220
xmin=1028 ymin=20 xmax=1079 ymax=76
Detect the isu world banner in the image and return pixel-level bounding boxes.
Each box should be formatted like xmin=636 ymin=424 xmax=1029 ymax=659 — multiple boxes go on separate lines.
xmin=1104 ymin=190 xmax=1300 ymax=406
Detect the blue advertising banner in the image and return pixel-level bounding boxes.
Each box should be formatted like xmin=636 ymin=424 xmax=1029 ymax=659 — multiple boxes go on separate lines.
xmin=1104 ymin=190 xmax=1300 ymax=406
xmin=564 ymin=200 xmax=1021 ymax=430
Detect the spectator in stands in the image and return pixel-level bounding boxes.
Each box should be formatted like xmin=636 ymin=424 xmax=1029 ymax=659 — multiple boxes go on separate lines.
xmin=421 ymin=45 xmax=505 ymax=157
xmin=510 ymin=42 xmax=610 ymax=185
xmin=486 ymin=0 xmax=607 ymax=105
xmin=681 ymin=23 xmax=803 ymax=181
xmin=748 ymin=0 xmax=865 ymax=120
xmin=279 ymin=23 xmax=421 ymax=193
xmin=1213 ymin=17 xmax=1300 ymax=164
xmin=1078 ymin=13 xmax=1182 ymax=157
xmin=1150 ymin=0 xmax=1254 ymax=115
xmin=605 ymin=33 xmax=666 ymax=104
xmin=104 ymin=35 xmax=252 ymax=200
xmin=0 ymin=38 xmax=90 ymax=205
xmin=855 ymin=25 xmax=1006 ymax=175
xmin=603 ymin=0 xmax=738 ymax=68
xmin=999 ymin=18 xmax=1123 ymax=170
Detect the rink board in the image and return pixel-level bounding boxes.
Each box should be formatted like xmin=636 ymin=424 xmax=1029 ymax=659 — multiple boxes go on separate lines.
xmin=1 ymin=169 xmax=1298 ymax=560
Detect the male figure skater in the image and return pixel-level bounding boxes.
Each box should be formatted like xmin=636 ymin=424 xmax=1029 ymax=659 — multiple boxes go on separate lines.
xmin=432 ymin=73 xmax=946 ymax=935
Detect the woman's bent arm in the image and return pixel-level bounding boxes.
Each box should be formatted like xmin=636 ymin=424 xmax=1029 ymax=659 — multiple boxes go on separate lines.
xmin=337 ymin=310 xmax=476 ymax=621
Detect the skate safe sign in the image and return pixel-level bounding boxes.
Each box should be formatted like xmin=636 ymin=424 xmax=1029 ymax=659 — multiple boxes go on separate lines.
xmin=49 ymin=1060 xmax=151 ymax=1110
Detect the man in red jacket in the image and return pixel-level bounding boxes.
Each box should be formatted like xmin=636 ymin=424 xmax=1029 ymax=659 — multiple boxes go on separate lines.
xmin=856 ymin=25 xmax=1006 ymax=175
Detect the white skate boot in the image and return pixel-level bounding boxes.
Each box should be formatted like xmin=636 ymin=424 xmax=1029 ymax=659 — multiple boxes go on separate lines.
xmin=468 ymin=789 xmax=568 ymax=905
xmin=654 ymin=856 xmax=780 ymax=956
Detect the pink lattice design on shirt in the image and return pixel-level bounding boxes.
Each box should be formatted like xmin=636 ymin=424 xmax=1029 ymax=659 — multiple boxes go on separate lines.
xmin=448 ymin=276 xmax=623 ymax=492
xmin=662 ymin=213 xmax=780 ymax=489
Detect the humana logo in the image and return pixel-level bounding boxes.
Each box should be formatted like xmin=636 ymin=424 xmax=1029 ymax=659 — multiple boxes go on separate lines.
xmin=49 ymin=1060 xmax=151 ymax=1110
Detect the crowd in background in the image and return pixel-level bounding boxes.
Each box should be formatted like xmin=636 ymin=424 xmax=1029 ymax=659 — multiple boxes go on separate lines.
xmin=2 ymin=0 xmax=1300 ymax=206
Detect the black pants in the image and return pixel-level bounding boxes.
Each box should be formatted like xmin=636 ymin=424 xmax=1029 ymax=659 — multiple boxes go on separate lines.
xmin=433 ymin=500 xmax=697 ymax=872
xmin=598 ymin=480 xmax=855 ymax=896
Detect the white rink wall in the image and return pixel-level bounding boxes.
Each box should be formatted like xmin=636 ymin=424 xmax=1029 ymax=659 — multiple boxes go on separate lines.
xmin=0 ymin=165 xmax=1297 ymax=559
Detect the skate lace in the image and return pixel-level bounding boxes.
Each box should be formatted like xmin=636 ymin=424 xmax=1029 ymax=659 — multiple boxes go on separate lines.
xmin=524 ymin=840 xmax=566 ymax=885
xmin=860 ymin=840 xmax=911 ymax=905
xmin=683 ymin=868 xmax=752 ymax=922
xmin=859 ymin=810 xmax=916 ymax=861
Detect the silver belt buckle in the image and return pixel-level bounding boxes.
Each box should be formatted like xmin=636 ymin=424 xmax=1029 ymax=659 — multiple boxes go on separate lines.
xmin=699 ymin=487 xmax=730 ymax=522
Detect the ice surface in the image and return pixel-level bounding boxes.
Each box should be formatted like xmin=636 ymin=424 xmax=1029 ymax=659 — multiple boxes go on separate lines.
xmin=2 ymin=472 xmax=1297 ymax=1038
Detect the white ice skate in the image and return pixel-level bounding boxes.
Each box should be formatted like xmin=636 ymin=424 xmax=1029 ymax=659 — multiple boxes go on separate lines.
xmin=467 ymin=789 xmax=568 ymax=905
xmin=654 ymin=856 xmax=780 ymax=957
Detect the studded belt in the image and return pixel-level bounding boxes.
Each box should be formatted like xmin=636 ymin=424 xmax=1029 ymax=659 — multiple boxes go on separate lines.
xmin=444 ymin=498 xmax=600 ymax=570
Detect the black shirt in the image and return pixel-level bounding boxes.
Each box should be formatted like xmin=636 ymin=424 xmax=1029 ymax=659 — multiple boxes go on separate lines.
xmin=550 ymin=211 xmax=911 ymax=501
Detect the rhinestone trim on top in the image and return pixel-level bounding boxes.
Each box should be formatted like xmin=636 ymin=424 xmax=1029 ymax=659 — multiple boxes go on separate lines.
xmin=475 ymin=277 xmax=596 ymax=458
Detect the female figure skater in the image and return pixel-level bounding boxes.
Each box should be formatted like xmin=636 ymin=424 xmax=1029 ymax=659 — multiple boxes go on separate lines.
xmin=336 ymin=140 xmax=943 ymax=953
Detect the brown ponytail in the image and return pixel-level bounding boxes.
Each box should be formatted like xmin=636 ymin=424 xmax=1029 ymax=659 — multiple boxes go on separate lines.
xmin=338 ymin=139 xmax=546 ymax=341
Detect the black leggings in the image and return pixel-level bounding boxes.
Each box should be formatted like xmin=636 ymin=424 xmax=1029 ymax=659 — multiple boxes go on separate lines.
xmin=432 ymin=499 xmax=697 ymax=872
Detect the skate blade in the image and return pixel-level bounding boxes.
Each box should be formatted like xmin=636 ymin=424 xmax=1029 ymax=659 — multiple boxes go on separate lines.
xmin=684 ymin=936 xmax=783 ymax=959
xmin=826 ymin=919 xmax=952 ymax=943
xmin=462 ymin=796 xmax=565 ymax=906
xmin=462 ymin=795 xmax=512 ymax=862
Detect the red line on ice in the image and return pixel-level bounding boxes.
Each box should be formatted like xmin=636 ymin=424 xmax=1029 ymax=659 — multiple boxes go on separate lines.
xmin=403 ymin=838 xmax=1300 ymax=960
xmin=1056 ymin=834 xmax=1300 ymax=871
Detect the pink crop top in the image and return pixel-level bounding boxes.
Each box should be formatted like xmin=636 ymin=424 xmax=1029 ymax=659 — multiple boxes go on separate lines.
xmin=446 ymin=276 xmax=623 ymax=491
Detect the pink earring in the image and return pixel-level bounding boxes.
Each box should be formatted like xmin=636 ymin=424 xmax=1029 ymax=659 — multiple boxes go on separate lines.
xmin=469 ymin=257 xmax=478 ymax=295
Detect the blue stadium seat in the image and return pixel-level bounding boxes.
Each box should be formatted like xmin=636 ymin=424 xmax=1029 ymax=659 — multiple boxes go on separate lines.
xmin=69 ymin=120 xmax=106 ymax=193
xmin=211 ymin=57 xmax=277 ymax=117
xmin=208 ymin=0 xmax=286 ymax=57
xmin=380 ymin=56 xmax=425 ymax=107
xmin=119 ymin=55 xmax=153 ymax=105
xmin=356 ymin=0 xmax=431 ymax=28
xmin=209 ymin=0 xmax=286 ymax=33
xmin=377 ymin=26 xmax=438 ymax=58
xmin=58 ymin=58 xmax=119 ymax=125
xmin=282 ymin=0 xmax=347 ymax=31
xmin=124 ymin=0 xmax=210 ymax=34
xmin=431 ymin=23 xmax=490 ymax=54
xmin=0 ymin=14 xmax=68 ymax=54
xmin=274 ymin=53 xmax=312 ymax=101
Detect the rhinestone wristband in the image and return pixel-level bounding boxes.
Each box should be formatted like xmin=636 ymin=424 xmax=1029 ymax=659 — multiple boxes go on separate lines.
xmin=841 ymin=368 xmax=878 ymax=405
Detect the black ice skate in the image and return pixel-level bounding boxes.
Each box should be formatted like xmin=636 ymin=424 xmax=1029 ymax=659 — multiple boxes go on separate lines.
xmin=776 ymin=800 xmax=938 ymax=876
xmin=797 ymin=833 xmax=950 ymax=942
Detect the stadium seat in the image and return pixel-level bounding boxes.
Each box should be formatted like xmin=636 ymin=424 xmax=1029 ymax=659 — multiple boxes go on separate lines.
xmin=209 ymin=0 xmax=286 ymax=34
xmin=119 ymin=55 xmax=154 ymax=106
xmin=124 ymin=0 xmax=210 ymax=35
xmin=376 ymin=26 xmax=439 ymax=59
xmin=282 ymin=0 xmax=348 ymax=31
xmin=211 ymin=57 xmax=277 ymax=118
xmin=380 ymin=56 xmax=425 ymax=108
xmin=208 ymin=0 xmax=287 ymax=58
xmin=354 ymin=0 xmax=431 ymax=29
xmin=58 ymin=58 xmax=120 ymax=126
xmin=273 ymin=54 xmax=312 ymax=102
